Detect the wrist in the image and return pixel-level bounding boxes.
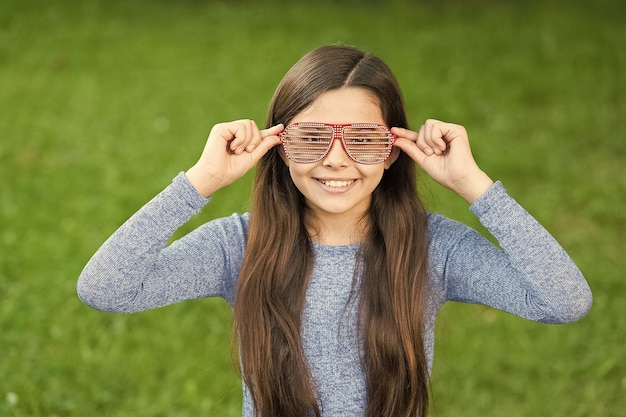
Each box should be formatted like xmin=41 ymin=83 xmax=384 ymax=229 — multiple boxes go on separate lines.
xmin=453 ymin=170 xmax=494 ymax=205
xmin=185 ymin=165 xmax=219 ymax=198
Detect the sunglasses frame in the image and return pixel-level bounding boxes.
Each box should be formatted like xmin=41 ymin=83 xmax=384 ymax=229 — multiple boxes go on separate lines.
xmin=279 ymin=122 xmax=396 ymax=165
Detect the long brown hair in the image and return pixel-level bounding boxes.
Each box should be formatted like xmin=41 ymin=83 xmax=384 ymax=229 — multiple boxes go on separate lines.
xmin=234 ymin=45 xmax=430 ymax=417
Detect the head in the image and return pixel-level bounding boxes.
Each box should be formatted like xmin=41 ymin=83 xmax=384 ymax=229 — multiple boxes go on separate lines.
xmin=265 ymin=45 xmax=417 ymax=232
xmin=235 ymin=45 xmax=430 ymax=417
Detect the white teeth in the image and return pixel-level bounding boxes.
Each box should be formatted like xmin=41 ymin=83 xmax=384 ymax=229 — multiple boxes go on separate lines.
xmin=321 ymin=180 xmax=353 ymax=188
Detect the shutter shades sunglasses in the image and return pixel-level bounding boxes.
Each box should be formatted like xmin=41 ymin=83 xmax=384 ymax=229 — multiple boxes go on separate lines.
xmin=279 ymin=122 xmax=396 ymax=165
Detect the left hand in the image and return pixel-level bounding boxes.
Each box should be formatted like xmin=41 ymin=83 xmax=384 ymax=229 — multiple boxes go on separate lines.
xmin=392 ymin=119 xmax=494 ymax=204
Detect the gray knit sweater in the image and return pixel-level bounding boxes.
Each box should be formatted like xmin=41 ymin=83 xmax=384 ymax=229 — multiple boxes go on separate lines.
xmin=77 ymin=172 xmax=592 ymax=416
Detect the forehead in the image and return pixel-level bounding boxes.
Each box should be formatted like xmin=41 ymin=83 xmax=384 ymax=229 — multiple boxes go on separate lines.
xmin=291 ymin=87 xmax=384 ymax=125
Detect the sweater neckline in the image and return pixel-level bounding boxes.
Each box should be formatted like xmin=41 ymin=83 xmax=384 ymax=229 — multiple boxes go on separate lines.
xmin=311 ymin=241 xmax=361 ymax=251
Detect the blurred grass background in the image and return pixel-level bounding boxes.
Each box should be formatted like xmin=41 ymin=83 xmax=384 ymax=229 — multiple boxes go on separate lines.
xmin=1 ymin=0 xmax=624 ymax=415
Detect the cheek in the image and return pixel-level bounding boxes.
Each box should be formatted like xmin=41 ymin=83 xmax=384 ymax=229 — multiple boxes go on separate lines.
xmin=384 ymin=148 xmax=401 ymax=169
xmin=287 ymin=165 xmax=310 ymax=189
xmin=278 ymin=145 xmax=290 ymax=166
xmin=363 ymin=166 xmax=386 ymax=183
xmin=288 ymin=164 xmax=303 ymax=178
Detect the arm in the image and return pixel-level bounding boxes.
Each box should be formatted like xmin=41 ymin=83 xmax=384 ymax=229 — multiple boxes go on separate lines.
xmin=429 ymin=182 xmax=592 ymax=323
xmin=77 ymin=173 xmax=233 ymax=312
xmin=394 ymin=120 xmax=592 ymax=323
xmin=77 ymin=121 xmax=283 ymax=312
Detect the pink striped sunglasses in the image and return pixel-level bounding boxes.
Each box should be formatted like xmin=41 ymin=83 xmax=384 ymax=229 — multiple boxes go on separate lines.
xmin=279 ymin=122 xmax=396 ymax=165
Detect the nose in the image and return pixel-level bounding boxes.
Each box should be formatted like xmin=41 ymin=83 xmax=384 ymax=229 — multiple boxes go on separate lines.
xmin=322 ymin=137 xmax=350 ymax=167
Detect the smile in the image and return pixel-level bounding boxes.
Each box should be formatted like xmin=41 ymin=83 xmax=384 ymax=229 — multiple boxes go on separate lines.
xmin=318 ymin=179 xmax=355 ymax=188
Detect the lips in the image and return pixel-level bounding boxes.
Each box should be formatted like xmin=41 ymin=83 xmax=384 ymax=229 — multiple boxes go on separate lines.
xmin=318 ymin=179 xmax=355 ymax=188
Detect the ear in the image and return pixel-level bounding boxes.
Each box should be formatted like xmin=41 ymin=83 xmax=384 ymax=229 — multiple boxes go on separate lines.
xmin=384 ymin=147 xmax=400 ymax=169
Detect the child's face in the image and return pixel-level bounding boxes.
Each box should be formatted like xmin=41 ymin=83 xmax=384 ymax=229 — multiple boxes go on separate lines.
xmin=284 ymin=87 xmax=394 ymax=225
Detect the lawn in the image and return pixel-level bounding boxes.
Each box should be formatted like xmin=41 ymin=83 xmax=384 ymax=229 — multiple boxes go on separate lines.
xmin=1 ymin=0 xmax=624 ymax=416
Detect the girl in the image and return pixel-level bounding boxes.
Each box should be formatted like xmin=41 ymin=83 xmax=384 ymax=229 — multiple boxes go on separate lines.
xmin=78 ymin=45 xmax=592 ymax=417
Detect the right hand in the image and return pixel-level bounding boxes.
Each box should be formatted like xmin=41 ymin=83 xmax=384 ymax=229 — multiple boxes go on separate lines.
xmin=186 ymin=120 xmax=283 ymax=197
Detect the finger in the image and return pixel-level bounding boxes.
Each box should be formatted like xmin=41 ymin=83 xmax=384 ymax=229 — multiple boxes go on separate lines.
xmin=226 ymin=121 xmax=245 ymax=153
xmin=245 ymin=121 xmax=264 ymax=153
xmin=261 ymin=123 xmax=284 ymax=138
xmin=392 ymin=137 xmax=428 ymax=167
xmin=425 ymin=119 xmax=447 ymax=155
xmin=209 ymin=121 xmax=241 ymax=151
xmin=391 ymin=126 xmax=433 ymax=156
xmin=441 ymin=122 xmax=467 ymax=146
xmin=229 ymin=119 xmax=252 ymax=154
xmin=415 ymin=124 xmax=435 ymax=156
xmin=245 ymin=123 xmax=283 ymax=153
xmin=390 ymin=126 xmax=418 ymax=142
xmin=247 ymin=130 xmax=282 ymax=162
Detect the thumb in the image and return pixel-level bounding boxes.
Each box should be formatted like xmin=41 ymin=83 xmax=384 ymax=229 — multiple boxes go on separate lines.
xmin=392 ymin=137 xmax=428 ymax=168
xmin=247 ymin=124 xmax=283 ymax=160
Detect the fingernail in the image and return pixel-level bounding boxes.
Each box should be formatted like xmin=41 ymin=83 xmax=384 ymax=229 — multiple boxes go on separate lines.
xmin=246 ymin=144 xmax=256 ymax=152
xmin=424 ymin=147 xmax=433 ymax=156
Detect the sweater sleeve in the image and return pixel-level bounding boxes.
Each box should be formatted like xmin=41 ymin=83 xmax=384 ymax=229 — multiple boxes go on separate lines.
xmin=77 ymin=172 xmax=247 ymax=313
xmin=429 ymin=181 xmax=592 ymax=324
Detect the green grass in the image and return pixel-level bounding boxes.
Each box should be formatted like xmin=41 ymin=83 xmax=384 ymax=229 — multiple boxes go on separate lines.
xmin=1 ymin=0 xmax=624 ymax=415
